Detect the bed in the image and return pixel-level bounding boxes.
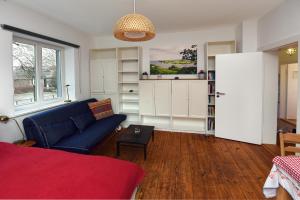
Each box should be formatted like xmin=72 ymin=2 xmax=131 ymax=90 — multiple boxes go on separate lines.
xmin=0 ymin=142 xmax=144 ymax=199
xmin=263 ymin=156 xmax=300 ymax=200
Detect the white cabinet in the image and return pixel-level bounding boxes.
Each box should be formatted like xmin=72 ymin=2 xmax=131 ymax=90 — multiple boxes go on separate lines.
xmin=172 ymin=80 xmax=189 ymax=117
xmin=102 ymin=59 xmax=118 ymax=93
xmin=139 ymin=81 xmax=155 ymax=116
xmin=188 ymin=80 xmax=207 ymax=118
xmin=155 ymin=80 xmax=171 ymax=116
xmin=139 ymin=80 xmax=208 ymax=133
xmin=90 ymin=58 xmax=117 ymax=94
xmin=90 ymin=59 xmax=104 ymax=93
xmin=172 ymin=80 xmax=207 ymax=118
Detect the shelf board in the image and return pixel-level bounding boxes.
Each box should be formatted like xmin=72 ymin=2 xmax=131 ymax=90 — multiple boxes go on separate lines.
xmin=119 ymin=91 xmax=139 ymax=94
xmin=187 ymin=115 xmax=207 ymax=119
xmin=208 ymin=55 xmax=216 ymax=57
xmin=207 ymin=70 xmax=216 ymax=72
xmin=208 ymin=80 xmax=215 ymax=82
xmin=208 ymin=94 xmax=215 ymax=96
xmin=120 ymin=109 xmax=139 ymax=114
xmin=122 ymin=121 xmax=141 ymax=127
xmin=208 ymin=104 xmax=215 ymax=106
xmin=172 ymin=125 xmax=206 ymax=132
xmin=120 ymin=99 xmax=139 ymax=103
xmin=206 ymin=130 xmax=215 ymax=134
xmin=118 ymin=81 xmax=139 ymax=84
xmin=208 ymin=116 xmax=215 ymax=118
xmin=142 ymin=122 xmax=170 ymax=129
xmin=118 ymin=71 xmax=139 ymax=73
xmin=120 ymin=58 xmax=139 ymax=61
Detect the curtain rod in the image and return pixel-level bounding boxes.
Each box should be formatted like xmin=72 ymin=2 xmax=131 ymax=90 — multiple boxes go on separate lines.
xmin=1 ymin=24 xmax=80 ymax=48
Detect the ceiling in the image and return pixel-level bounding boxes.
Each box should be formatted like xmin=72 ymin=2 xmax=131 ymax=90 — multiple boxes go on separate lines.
xmin=10 ymin=0 xmax=285 ymax=36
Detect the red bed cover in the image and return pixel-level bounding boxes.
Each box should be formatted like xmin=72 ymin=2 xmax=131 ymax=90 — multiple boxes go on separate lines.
xmin=0 ymin=142 xmax=144 ymax=199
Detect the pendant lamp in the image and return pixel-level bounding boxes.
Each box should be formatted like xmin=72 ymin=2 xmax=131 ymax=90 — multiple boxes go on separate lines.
xmin=113 ymin=0 xmax=155 ymax=42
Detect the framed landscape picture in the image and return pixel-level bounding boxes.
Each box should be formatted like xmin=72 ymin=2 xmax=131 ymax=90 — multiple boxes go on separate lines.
xmin=150 ymin=45 xmax=197 ymax=75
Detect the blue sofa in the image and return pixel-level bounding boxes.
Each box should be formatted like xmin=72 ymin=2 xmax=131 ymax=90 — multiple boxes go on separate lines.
xmin=23 ymin=98 xmax=126 ymax=154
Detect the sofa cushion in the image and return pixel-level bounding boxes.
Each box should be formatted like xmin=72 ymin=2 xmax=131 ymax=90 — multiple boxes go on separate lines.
xmin=70 ymin=112 xmax=95 ymax=132
xmin=40 ymin=120 xmax=77 ymax=147
xmin=88 ymin=98 xmax=114 ymax=120
xmin=52 ymin=114 xmax=127 ymax=153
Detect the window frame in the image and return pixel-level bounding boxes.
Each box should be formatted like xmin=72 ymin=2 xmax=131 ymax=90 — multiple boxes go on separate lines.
xmin=13 ymin=37 xmax=65 ymax=111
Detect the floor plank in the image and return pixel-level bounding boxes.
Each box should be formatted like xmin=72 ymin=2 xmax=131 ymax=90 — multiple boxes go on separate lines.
xmin=92 ymin=130 xmax=279 ymax=199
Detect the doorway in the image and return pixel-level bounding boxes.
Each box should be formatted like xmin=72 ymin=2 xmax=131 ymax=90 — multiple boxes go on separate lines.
xmin=277 ymin=44 xmax=298 ymax=139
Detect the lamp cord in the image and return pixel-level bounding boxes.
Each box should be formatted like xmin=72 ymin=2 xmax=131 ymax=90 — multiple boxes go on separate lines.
xmin=133 ymin=0 xmax=136 ymax=13
xmin=11 ymin=118 xmax=25 ymax=141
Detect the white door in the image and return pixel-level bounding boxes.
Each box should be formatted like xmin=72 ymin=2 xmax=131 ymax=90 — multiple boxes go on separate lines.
xmin=172 ymin=80 xmax=189 ymax=117
xmin=279 ymin=64 xmax=288 ymax=119
xmin=155 ymin=80 xmax=171 ymax=116
xmin=90 ymin=59 xmax=104 ymax=93
xmin=139 ymin=81 xmax=155 ymax=116
xmin=188 ymin=80 xmax=208 ymax=118
xmin=287 ymin=63 xmax=298 ymax=119
xmin=102 ymin=59 xmax=118 ymax=94
xmin=215 ymin=52 xmax=264 ymax=145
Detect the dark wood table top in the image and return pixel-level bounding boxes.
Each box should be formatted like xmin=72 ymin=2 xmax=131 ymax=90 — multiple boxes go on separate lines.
xmin=117 ymin=125 xmax=155 ymax=145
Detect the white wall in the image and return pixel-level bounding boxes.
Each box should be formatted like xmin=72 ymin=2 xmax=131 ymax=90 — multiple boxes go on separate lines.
xmin=258 ymin=0 xmax=300 ymax=132
xmin=258 ymin=0 xmax=300 ymax=50
xmin=241 ymin=19 xmax=258 ymax=52
xmin=235 ymin=23 xmax=243 ymax=53
xmin=236 ymin=18 xmax=258 ymax=53
xmin=92 ymin=25 xmax=236 ymax=77
xmin=0 ymin=1 xmax=92 ymax=142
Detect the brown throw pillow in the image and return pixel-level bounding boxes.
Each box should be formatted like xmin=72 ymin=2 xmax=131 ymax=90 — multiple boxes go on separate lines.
xmin=88 ymin=98 xmax=114 ymax=120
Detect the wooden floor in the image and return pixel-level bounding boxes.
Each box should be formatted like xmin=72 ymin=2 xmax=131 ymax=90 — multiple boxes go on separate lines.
xmin=92 ymin=130 xmax=279 ymax=199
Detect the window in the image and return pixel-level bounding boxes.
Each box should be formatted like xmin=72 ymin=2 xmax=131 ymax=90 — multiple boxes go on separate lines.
xmin=12 ymin=38 xmax=64 ymax=107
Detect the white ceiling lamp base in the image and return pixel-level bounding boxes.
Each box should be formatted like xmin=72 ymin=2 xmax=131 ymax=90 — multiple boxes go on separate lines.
xmin=113 ymin=0 xmax=155 ymax=42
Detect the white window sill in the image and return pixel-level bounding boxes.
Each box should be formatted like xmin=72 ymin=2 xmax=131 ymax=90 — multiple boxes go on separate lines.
xmin=13 ymin=101 xmax=71 ymax=118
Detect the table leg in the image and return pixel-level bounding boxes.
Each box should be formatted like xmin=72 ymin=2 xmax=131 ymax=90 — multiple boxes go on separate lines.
xmin=152 ymin=131 xmax=154 ymax=142
xmin=116 ymin=142 xmax=120 ymax=157
xmin=144 ymin=144 xmax=147 ymax=160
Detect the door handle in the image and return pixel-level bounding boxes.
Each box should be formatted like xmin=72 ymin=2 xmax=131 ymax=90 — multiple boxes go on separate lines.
xmin=216 ymin=92 xmax=226 ymax=98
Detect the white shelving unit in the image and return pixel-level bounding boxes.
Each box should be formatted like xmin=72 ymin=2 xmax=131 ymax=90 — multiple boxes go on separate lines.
xmin=117 ymin=47 xmax=141 ymax=126
xmin=206 ymin=41 xmax=236 ymax=134
xmin=90 ymin=47 xmax=141 ymax=126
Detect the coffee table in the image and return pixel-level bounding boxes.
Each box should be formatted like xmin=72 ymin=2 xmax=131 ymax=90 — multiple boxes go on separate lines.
xmin=116 ymin=125 xmax=155 ymax=160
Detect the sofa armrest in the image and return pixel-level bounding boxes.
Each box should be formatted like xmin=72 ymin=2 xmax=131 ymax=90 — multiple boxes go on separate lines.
xmin=23 ymin=118 xmax=49 ymax=148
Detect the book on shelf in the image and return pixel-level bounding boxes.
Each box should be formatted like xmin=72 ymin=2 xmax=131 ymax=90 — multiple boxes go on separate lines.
xmin=208 ymin=71 xmax=215 ymax=81
xmin=208 ymin=118 xmax=215 ymax=131
xmin=208 ymin=82 xmax=215 ymax=94
xmin=208 ymin=96 xmax=215 ymax=105
xmin=208 ymin=106 xmax=215 ymax=116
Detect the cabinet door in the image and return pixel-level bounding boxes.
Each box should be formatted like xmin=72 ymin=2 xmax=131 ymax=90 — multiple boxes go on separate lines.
xmin=155 ymin=80 xmax=171 ymax=116
xmin=188 ymin=80 xmax=208 ymax=118
xmin=90 ymin=59 xmax=104 ymax=93
xmin=102 ymin=59 xmax=118 ymax=94
xmin=172 ymin=80 xmax=189 ymax=117
xmin=139 ymin=81 xmax=155 ymax=116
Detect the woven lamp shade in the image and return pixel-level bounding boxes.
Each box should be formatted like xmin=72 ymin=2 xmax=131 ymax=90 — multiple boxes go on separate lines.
xmin=114 ymin=13 xmax=155 ymax=42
